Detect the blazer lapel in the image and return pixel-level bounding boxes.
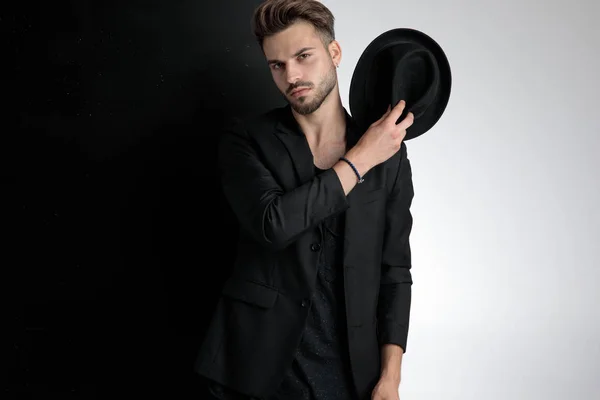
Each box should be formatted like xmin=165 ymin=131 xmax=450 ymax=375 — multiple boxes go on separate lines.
xmin=273 ymin=106 xmax=315 ymax=186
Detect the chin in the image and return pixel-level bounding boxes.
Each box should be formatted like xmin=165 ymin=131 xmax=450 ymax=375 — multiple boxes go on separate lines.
xmin=289 ymin=93 xmax=311 ymax=102
xmin=291 ymin=101 xmax=322 ymax=115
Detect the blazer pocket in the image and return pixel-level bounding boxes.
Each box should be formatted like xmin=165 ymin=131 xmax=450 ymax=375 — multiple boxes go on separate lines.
xmin=221 ymin=278 xmax=278 ymax=309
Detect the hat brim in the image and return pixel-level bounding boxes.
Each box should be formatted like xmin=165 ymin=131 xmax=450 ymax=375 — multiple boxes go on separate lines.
xmin=349 ymin=28 xmax=452 ymax=141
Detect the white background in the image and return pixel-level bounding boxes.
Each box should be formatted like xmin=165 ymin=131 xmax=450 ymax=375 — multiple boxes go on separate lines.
xmin=323 ymin=0 xmax=600 ymax=398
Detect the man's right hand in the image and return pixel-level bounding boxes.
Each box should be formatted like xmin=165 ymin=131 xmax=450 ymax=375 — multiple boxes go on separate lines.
xmin=346 ymin=100 xmax=414 ymax=173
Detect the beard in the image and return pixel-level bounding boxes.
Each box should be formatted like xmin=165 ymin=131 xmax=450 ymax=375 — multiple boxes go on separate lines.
xmin=285 ymin=64 xmax=337 ymax=115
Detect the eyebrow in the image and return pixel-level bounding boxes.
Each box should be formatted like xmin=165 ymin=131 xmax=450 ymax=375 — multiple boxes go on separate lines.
xmin=267 ymin=47 xmax=316 ymax=65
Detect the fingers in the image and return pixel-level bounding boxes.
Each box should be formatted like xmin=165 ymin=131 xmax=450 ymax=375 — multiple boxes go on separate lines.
xmin=396 ymin=111 xmax=415 ymax=131
xmin=373 ymin=100 xmax=414 ymax=132
xmin=387 ymin=99 xmax=414 ymax=131
xmin=388 ymin=99 xmax=407 ymax=123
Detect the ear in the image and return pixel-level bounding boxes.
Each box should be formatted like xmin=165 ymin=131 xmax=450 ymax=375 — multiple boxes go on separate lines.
xmin=328 ymin=40 xmax=342 ymax=67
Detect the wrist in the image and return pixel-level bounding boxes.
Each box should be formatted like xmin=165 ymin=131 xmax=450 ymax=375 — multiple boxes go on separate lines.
xmin=380 ymin=369 xmax=401 ymax=384
xmin=343 ymin=146 xmax=372 ymax=177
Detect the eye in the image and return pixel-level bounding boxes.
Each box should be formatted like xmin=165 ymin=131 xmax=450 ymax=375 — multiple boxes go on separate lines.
xmin=272 ymin=62 xmax=283 ymax=70
xmin=298 ymin=53 xmax=311 ymax=60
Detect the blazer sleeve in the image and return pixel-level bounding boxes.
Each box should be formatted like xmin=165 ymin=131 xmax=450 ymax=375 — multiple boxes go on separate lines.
xmin=217 ymin=120 xmax=350 ymax=251
xmin=377 ymin=141 xmax=415 ymax=353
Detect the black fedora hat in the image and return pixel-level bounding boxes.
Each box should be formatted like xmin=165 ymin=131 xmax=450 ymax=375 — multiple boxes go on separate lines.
xmin=349 ymin=28 xmax=452 ymax=141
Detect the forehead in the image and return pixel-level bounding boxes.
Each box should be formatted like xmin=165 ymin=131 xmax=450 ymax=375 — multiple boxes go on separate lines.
xmin=262 ymin=20 xmax=324 ymax=59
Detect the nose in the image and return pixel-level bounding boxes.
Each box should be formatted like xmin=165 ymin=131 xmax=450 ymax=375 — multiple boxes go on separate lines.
xmin=285 ymin=63 xmax=301 ymax=85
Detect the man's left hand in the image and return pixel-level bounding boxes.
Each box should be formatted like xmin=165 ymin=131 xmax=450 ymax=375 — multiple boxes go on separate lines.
xmin=371 ymin=376 xmax=400 ymax=400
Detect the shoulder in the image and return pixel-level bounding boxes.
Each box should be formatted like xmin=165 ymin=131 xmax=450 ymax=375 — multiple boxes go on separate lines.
xmin=217 ymin=106 xmax=288 ymax=156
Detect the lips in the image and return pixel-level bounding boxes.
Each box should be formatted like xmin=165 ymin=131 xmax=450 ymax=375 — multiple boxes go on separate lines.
xmin=291 ymin=88 xmax=310 ymax=97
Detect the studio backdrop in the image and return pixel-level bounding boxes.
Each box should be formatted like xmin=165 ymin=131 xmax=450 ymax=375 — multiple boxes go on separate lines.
xmin=9 ymin=0 xmax=599 ymax=399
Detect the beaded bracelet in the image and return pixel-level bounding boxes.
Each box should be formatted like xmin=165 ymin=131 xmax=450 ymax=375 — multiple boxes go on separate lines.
xmin=339 ymin=157 xmax=364 ymax=183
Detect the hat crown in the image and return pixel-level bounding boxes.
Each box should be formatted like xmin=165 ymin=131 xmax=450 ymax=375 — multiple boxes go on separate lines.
xmin=365 ymin=42 xmax=440 ymax=124
xmin=389 ymin=44 xmax=440 ymax=122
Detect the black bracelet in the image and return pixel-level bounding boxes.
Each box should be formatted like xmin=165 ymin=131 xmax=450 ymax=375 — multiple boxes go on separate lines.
xmin=339 ymin=157 xmax=364 ymax=183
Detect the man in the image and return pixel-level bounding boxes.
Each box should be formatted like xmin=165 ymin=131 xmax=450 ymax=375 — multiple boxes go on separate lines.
xmin=195 ymin=1 xmax=415 ymax=399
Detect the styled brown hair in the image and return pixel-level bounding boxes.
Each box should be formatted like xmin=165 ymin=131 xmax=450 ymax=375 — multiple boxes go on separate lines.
xmin=252 ymin=0 xmax=335 ymax=49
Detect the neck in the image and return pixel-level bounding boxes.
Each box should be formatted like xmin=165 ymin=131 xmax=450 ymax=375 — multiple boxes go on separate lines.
xmin=291 ymin=89 xmax=346 ymax=144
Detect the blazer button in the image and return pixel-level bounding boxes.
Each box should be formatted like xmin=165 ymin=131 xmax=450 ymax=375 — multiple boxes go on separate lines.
xmin=301 ymin=299 xmax=309 ymax=307
xmin=310 ymin=243 xmax=321 ymax=252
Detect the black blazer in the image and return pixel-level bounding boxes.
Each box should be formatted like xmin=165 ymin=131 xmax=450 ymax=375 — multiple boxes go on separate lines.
xmin=194 ymin=105 xmax=414 ymax=400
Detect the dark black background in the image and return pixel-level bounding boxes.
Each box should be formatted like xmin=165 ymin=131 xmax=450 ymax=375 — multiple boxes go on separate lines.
xmin=7 ymin=0 xmax=285 ymax=397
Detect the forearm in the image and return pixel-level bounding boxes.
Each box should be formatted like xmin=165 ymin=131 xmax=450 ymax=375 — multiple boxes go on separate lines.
xmin=219 ymin=128 xmax=351 ymax=250
xmin=380 ymin=343 xmax=404 ymax=383
xmin=263 ymin=144 xmax=374 ymax=246
xmin=259 ymin=168 xmax=349 ymax=248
